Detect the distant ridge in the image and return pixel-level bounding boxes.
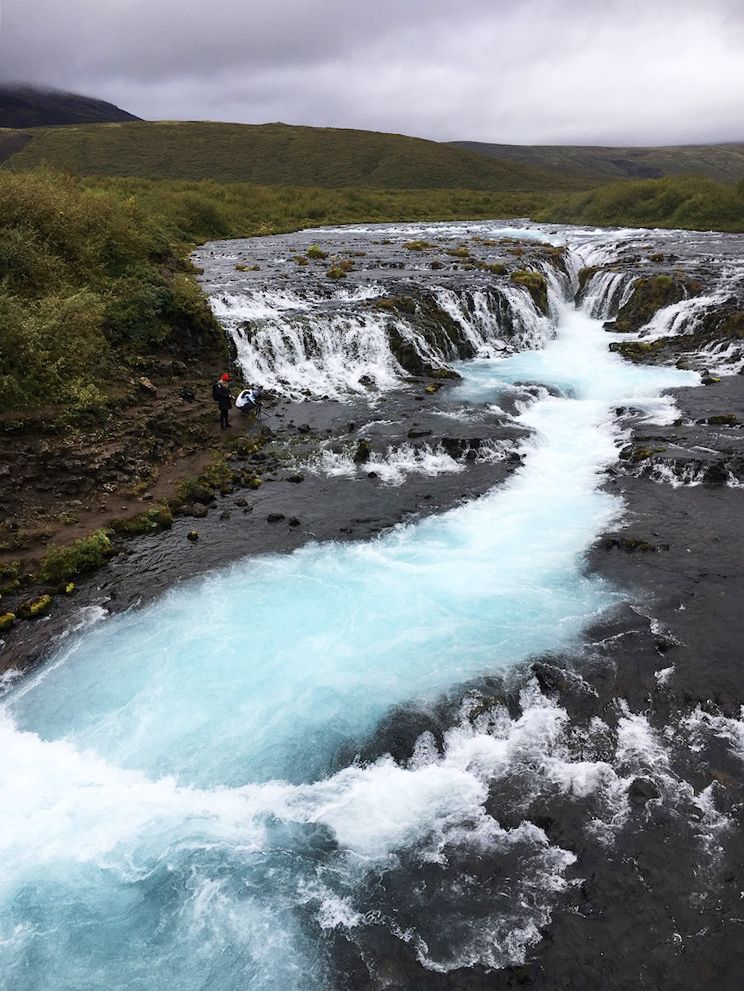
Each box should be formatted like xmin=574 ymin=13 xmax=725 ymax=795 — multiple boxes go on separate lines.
xmin=450 ymin=140 xmax=744 ymax=184
xmin=0 ymin=119 xmax=586 ymax=191
xmin=4 ymin=104 xmax=741 ymax=191
xmin=0 ymin=84 xmax=141 ymax=128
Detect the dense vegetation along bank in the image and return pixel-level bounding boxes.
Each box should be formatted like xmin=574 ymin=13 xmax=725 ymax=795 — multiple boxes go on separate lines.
xmin=0 ymin=167 xmax=226 ymax=626
xmin=542 ymin=173 xmax=744 ymax=232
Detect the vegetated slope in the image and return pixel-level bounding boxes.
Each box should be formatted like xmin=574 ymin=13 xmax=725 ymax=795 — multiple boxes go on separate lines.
xmin=0 ymin=167 xmax=222 ymax=415
xmin=0 ymin=84 xmax=141 ymax=128
xmin=538 ymin=174 xmax=744 ymax=232
xmin=0 ymin=130 xmax=33 ymax=164
xmin=82 ymin=176 xmax=561 ymax=244
xmin=451 ymin=140 xmax=744 ymax=184
xmin=1 ymin=120 xmax=587 ymax=191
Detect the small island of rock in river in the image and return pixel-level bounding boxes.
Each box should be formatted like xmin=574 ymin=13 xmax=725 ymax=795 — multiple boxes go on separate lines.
xmin=1 ymin=220 xmax=743 ymax=991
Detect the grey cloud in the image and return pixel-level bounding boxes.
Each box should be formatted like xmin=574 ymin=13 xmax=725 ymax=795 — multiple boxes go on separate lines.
xmin=2 ymin=0 xmax=743 ymax=145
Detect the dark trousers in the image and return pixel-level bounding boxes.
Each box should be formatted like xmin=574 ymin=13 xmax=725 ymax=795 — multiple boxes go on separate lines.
xmin=219 ymin=407 xmax=230 ymax=428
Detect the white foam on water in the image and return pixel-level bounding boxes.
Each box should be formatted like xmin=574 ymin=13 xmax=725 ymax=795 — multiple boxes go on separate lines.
xmin=683 ymin=706 xmax=744 ymax=764
xmin=214 ymin=298 xmax=406 ymax=399
xmin=307 ymin=442 xmax=468 ymax=483
xmin=640 ymin=292 xmax=725 ymax=338
xmin=431 ymin=286 xmax=510 ymax=356
xmin=296 ymin=437 xmax=512 ymax=485
xmin=698 ymin=339 xmax=744 ymax=376
xmin=315 ymin=221 xmax=560 ymax=245
xmin=0 ymin=228 xmax=704 ymax=989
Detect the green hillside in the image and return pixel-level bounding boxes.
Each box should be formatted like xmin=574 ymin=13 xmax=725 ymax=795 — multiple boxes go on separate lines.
xmin=451 ymin=140 xmax=744 ymax=184
xmin=539 ymin=174 xmax=744 ymax=232
xmin=0 ymin=120 xmax=587 ymax=191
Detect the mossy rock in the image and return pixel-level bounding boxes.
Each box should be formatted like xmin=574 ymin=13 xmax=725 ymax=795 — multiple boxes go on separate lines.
xmin=576 ymin=266 xmax=598 ymax=297
xmin=715 ymin=310 xmax=744 ymax=340
xmin=609 ymin=339 xmax=665 ymax=362
xmin=373 ymin=295 xmax=416 ymax=315
xmin=229 ymin=436 xmax=260 ymax=456
xmin=109 ymin=506 xmax=174 ymax=536
xmin=613 ymin=274 xmax=701 ymax=332
xmin=391 ymin=296 xmax=417 ymax=315
xmin=17 ymin=594 xmax=53 ymax=620
xmin=510 ymin=270 xmax=548 ymax=314
xmin=0 ymin=612 xmax=16 ymax=631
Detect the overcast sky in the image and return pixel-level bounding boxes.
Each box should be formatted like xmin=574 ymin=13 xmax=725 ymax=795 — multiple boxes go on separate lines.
xmin=2 ymin=0 xmax=743 ymax=146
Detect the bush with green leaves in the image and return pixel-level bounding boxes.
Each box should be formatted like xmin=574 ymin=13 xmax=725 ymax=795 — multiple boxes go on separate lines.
xmin=39 ymin=531 xmax=113 ymax=584
xmin=541 ymin=174 xmax=744 ymax=232
xmin=0 ymin=167 xmax=220 ymax=412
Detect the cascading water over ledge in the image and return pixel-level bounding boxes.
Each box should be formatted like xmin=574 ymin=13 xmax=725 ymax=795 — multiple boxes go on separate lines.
xmin=196 ymin=223 xmax=569 ymax=400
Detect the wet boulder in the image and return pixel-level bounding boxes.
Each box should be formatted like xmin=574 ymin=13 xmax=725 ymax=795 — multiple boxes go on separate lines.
xmin=353 ymin=439 xmax=372 ymax=464
xmin=628 ymin=777 xmax=660 ymax=803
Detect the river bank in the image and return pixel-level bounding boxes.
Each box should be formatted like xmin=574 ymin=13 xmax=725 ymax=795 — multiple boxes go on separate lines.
xmin=0 ymin=373 xmax=531 ymax=670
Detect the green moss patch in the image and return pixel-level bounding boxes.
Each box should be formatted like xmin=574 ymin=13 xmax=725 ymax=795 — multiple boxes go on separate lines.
xmin=39 ymin=530 xmax=113 ymax=584
xmin=510 ymin=270 xmax=549 ymax=313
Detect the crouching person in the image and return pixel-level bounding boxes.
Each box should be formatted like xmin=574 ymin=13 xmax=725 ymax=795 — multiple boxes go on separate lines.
xmin=236 ymin=385 xmax=262 ymax=420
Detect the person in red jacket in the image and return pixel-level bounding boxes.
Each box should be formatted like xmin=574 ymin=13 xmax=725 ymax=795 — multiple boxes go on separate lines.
xmin=212 ymin=373 xmax=233 ymax=429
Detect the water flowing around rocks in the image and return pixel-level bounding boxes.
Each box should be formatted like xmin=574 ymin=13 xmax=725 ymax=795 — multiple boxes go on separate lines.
xmin=2 ymin=222 xmax=744 ymax=990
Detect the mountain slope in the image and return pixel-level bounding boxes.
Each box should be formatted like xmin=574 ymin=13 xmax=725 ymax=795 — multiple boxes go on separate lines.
xmin=450 ymin=140 xmax=744 ymax=184
xmin=0 ymin=85 xmax=141 ymax=128
xmin=0 ymin=120 xmax=588 ymax=191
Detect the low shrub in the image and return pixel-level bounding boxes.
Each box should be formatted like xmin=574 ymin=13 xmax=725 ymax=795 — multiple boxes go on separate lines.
xmin=39 ymin=531 xmax=113 ymax=584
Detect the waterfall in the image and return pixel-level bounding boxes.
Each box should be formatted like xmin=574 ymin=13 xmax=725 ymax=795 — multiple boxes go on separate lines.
xmin=210 ymin=281 xmax=555 ymax=400
xmin=580 ymin=270 xmax=636 ymax=319
xmin=198 ymin=223 xmax=569 ymax=400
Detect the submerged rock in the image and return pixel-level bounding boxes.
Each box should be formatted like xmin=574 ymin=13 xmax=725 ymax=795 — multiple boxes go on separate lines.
xmin=353 ymin=439 xmax=372 ymax=464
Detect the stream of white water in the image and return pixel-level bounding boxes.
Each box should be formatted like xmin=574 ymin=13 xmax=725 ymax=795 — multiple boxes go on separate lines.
xmin=0 ymin=230 xmax=700 ymax=990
